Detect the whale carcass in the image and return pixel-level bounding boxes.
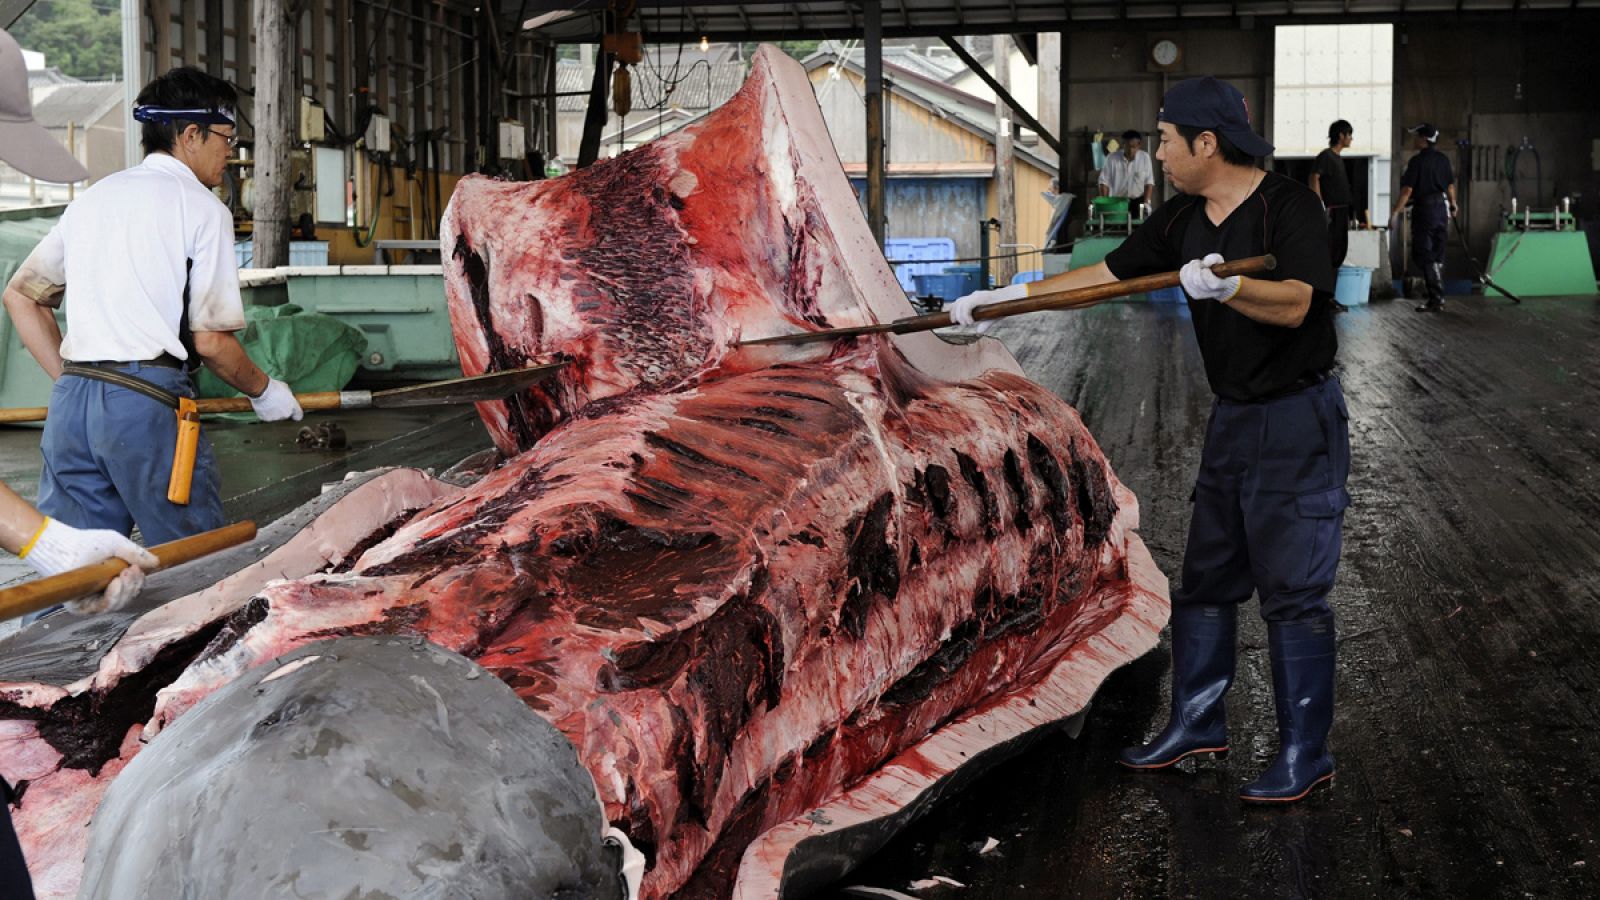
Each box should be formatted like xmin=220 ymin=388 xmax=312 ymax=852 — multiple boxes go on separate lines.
xmin=0 ymin=45 xmax=1166 ymax=899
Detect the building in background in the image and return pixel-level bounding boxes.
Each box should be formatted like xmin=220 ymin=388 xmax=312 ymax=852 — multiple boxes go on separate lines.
xmin=803 ymin=45 xmax=1058 ymax=269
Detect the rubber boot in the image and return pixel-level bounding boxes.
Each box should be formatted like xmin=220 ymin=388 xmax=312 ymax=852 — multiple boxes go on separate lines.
xmin=1119 ymin=604 xmax=1236 ymax=769
xmin=1415 ymin=263 xmax=1445 ymax=312
xmin=1240 ymin=616 xmax=1337 ymax=803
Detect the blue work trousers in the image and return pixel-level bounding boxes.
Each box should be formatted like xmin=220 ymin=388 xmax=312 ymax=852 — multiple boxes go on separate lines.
xmin=1175 ymin=377 xmax=1351 ymax=622
xmin=38 ymin=362 xmax=223 ymax=545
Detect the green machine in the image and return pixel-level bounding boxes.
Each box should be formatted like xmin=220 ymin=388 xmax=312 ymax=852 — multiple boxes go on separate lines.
xmin=1478 ymin=140 xmax=1597 ymax=298
xmin=1484 ymin=198 xmax=1597 ymax=298
xmin=0 ymin=206 xmax=66 ymax=418
xmin=1066 ymin=196 xmax=1170 ymax=300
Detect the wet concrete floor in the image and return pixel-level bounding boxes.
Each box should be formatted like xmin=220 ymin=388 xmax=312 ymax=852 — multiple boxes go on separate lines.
xmin=823 ymin=293 xmax=1600 ymax=899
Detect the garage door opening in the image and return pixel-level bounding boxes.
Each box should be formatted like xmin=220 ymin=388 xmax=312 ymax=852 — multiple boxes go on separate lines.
xmin=1273 ymin=24 xmax=1395 ymax=225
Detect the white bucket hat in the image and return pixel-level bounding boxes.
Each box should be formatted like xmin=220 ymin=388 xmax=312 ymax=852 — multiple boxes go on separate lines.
xmin=0 ymin=27 xmax=90 ymax=182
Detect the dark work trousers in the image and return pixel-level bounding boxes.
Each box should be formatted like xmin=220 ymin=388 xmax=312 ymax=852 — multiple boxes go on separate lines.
xmin=1410 ymin=196 xmax=1449 ymax=302
xmin=1 ymin=778 xmax=34 ymax=900
xmin=1327 ymin=206 xmax=1350 ymax=272
xmin=1174 ymin=377 xmax=1351 ymax=623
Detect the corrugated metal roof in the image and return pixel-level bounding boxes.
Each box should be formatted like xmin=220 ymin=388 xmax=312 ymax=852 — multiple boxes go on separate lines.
xmin=556 ymin=57 xmax=749 ymax=113
xmin=31 ymin=82 xmax=123 ymax=129
xmin=522 ymin=0 xmax=1600 ymax=43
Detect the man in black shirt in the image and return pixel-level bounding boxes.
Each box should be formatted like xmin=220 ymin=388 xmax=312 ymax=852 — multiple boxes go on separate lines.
xmin=1394 ymin=123 xmax=1458 ymax=312
xmin=1312 ymin=120 xmax=1355 ymax=273
xmin=951 ymin=76 xmax=1347 ymax=804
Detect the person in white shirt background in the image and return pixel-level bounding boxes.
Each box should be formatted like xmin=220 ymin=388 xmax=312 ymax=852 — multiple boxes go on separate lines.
xmin=1098 ymin=129 xmax=1156 ymax=207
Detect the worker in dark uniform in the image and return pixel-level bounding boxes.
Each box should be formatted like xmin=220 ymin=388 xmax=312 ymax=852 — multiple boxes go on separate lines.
xmin=1393 ymin=123 xmax=1459 ymax=312
xmin=1311 ymin=119 xmax=1355 ymax=273
xmin=951 ymin=76 xmax=1345 ymax=804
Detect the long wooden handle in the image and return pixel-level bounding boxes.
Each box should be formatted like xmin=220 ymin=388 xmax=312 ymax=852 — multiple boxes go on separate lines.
xmin=0 ymin=392 xmax=349 ymax=423
xmin=893 ymin=254 xmax=1278 ymax=333
xmin=193 ymin=392 xmax=346 ymax=414
xmin=0 ymin=520 xmax=258 ymax=623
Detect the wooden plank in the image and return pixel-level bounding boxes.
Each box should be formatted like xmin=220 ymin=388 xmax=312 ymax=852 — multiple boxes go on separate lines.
xmin=181 ymin=1 xmax=197 ymax=67
xmin=235 ymin=0 xmax=253 ymax=94
xmin=205 ymin=0 xmax=225 ymax=75
xmin=373 ymin=0 xmax=389 ymax=113
xmin=154 ymin=0 xmax=172 ymax=73
xmin=333 ymin=0 xmax=349 ymax=128
xmin=310 ymin=0 xmax=326 ymax=106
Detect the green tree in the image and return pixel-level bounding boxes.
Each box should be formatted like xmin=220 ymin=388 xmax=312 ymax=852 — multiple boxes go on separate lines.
xmin=9 ymin=0 xmax=123 ymax=81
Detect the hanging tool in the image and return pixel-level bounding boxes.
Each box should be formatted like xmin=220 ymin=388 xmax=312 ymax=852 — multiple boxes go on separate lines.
xmin=167 ymin=397 xmax=202 ymax=505
xmin=0 ymin=520 xmax=257 ymax=624
xmin=1452 ymin=214 xmax=1522 ymax=304
xmin=737 ymin=256 xmax=1276 ymax=346
xmin=0 ymin=361 xmax=569 ymax=424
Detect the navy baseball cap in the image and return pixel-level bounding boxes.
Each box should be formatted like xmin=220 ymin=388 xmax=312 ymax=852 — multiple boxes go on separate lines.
xmin=1158 ymin=76 xmax=1274 ymax=159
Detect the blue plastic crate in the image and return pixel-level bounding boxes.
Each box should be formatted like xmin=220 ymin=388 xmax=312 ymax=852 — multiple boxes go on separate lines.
xmin=912 ymin=273 xmax=969 ymax=302
xmin=886 ymin=237 xmax=957 ymax=294
xmin=1012 ymin=269 xmax=1044 ymax=285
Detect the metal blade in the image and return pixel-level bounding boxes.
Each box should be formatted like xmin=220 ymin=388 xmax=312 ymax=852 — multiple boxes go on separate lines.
xmin=368 ymin=362 xmax=569 ymax=408
xmin=737 ymin=323 xmax=901 ymax=346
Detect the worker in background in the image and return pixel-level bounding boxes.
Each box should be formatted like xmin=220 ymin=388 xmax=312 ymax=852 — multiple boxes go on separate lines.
xmin=949 ymin=76 xmax=1344 ymax=804
xmin=1311 ymin=119 xmax=1355 ymax=272
xmin=2 ymin=67 xmax=303 ymax=576
xmin=1098 ymin=129 xmax=1155 ymax=207
xmin=1392 ymin=123 xmax=1458 ymax=312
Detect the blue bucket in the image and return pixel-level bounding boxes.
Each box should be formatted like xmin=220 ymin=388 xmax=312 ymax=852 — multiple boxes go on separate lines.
xmin=1335 ymin=266 xmax=1372 ymax=306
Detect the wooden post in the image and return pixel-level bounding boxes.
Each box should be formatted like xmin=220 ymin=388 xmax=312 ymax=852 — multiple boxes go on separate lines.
xmin=67 ymin=122 xmax=77 ymax=200
xmin=1037 ymin=33 xmax=1061 ymax=171
xmin=992 ymin=35 xmax=1017 ymax=286
xmin=864 ymin=0 xmax=886 ymax=247
xmin=252 ymin=0 xmax=297 ymax=268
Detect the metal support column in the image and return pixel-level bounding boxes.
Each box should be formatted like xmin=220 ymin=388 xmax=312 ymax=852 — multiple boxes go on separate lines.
xmin=864 ymin=0 xmax=885 ymax=247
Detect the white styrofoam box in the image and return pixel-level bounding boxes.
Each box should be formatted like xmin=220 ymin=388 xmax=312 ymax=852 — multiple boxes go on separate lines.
xmin=1344 ymin=229 xmax=1382 ymax=269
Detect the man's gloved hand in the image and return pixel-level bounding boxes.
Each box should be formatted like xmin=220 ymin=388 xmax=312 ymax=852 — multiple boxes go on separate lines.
xmin=21 ymin=517 xmax=159 ymax=615
xmin=250 ymin=378 xmax=304 ymax=422
xmin=1179 ymin=253 xmax=1243 ymax=302
xmin=948 ymin=282 xmax=1030 ymax=330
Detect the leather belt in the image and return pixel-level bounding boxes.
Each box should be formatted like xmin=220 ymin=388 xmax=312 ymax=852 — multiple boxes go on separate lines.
xmin=73 ymin=352 xmax=186 ymax=370
xmin=60 ymin=363 xmax=181 ymax=409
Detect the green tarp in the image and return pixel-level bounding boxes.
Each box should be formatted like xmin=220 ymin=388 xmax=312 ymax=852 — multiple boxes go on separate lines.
xmin=195 ymin=304 xmax=367 ymax=402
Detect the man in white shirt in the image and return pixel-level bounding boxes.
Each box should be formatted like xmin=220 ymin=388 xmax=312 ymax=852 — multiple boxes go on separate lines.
xmin=1098 ymin=129 xmax=1155 ymax=205
xmin=2 ymin=67 xmax=302 ymax=549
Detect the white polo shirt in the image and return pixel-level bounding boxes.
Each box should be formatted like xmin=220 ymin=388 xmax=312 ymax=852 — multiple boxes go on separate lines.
xmin=1098 ymin=148 xmax=1155 ymax=199
xmin=17 ymin=153 xmax=246 ymax=363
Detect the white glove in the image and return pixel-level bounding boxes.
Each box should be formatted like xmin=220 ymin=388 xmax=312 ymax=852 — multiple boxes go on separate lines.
xmin=948 ymin=282 xmax=1030 ymax=330
xmin=1179 ymin=253 xmax=1243 ymax=302
xmin=249 ymin=378 xmax=304 ymax=422
xmin=22 ymin=518 xmax=159 ymax=615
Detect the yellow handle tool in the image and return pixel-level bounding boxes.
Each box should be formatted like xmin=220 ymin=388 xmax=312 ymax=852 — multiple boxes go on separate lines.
xmin=0 ymin=520 xmax=258 ymax=624
xmin=167 ymin=397 xmax=201 ymax=505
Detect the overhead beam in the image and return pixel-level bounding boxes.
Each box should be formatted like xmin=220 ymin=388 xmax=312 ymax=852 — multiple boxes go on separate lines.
xmin=939 ymin=35 xmax=1062 ymax=157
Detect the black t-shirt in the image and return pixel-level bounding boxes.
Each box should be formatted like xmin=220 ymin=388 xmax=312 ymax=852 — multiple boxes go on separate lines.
xmin=1104 ymin=172 xmax=1338 ymax=403
xmin=1313 ymin=149 xmax=1354 ymax=208
xmin=1400 ymin=147 xmax=1454 ymax=199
